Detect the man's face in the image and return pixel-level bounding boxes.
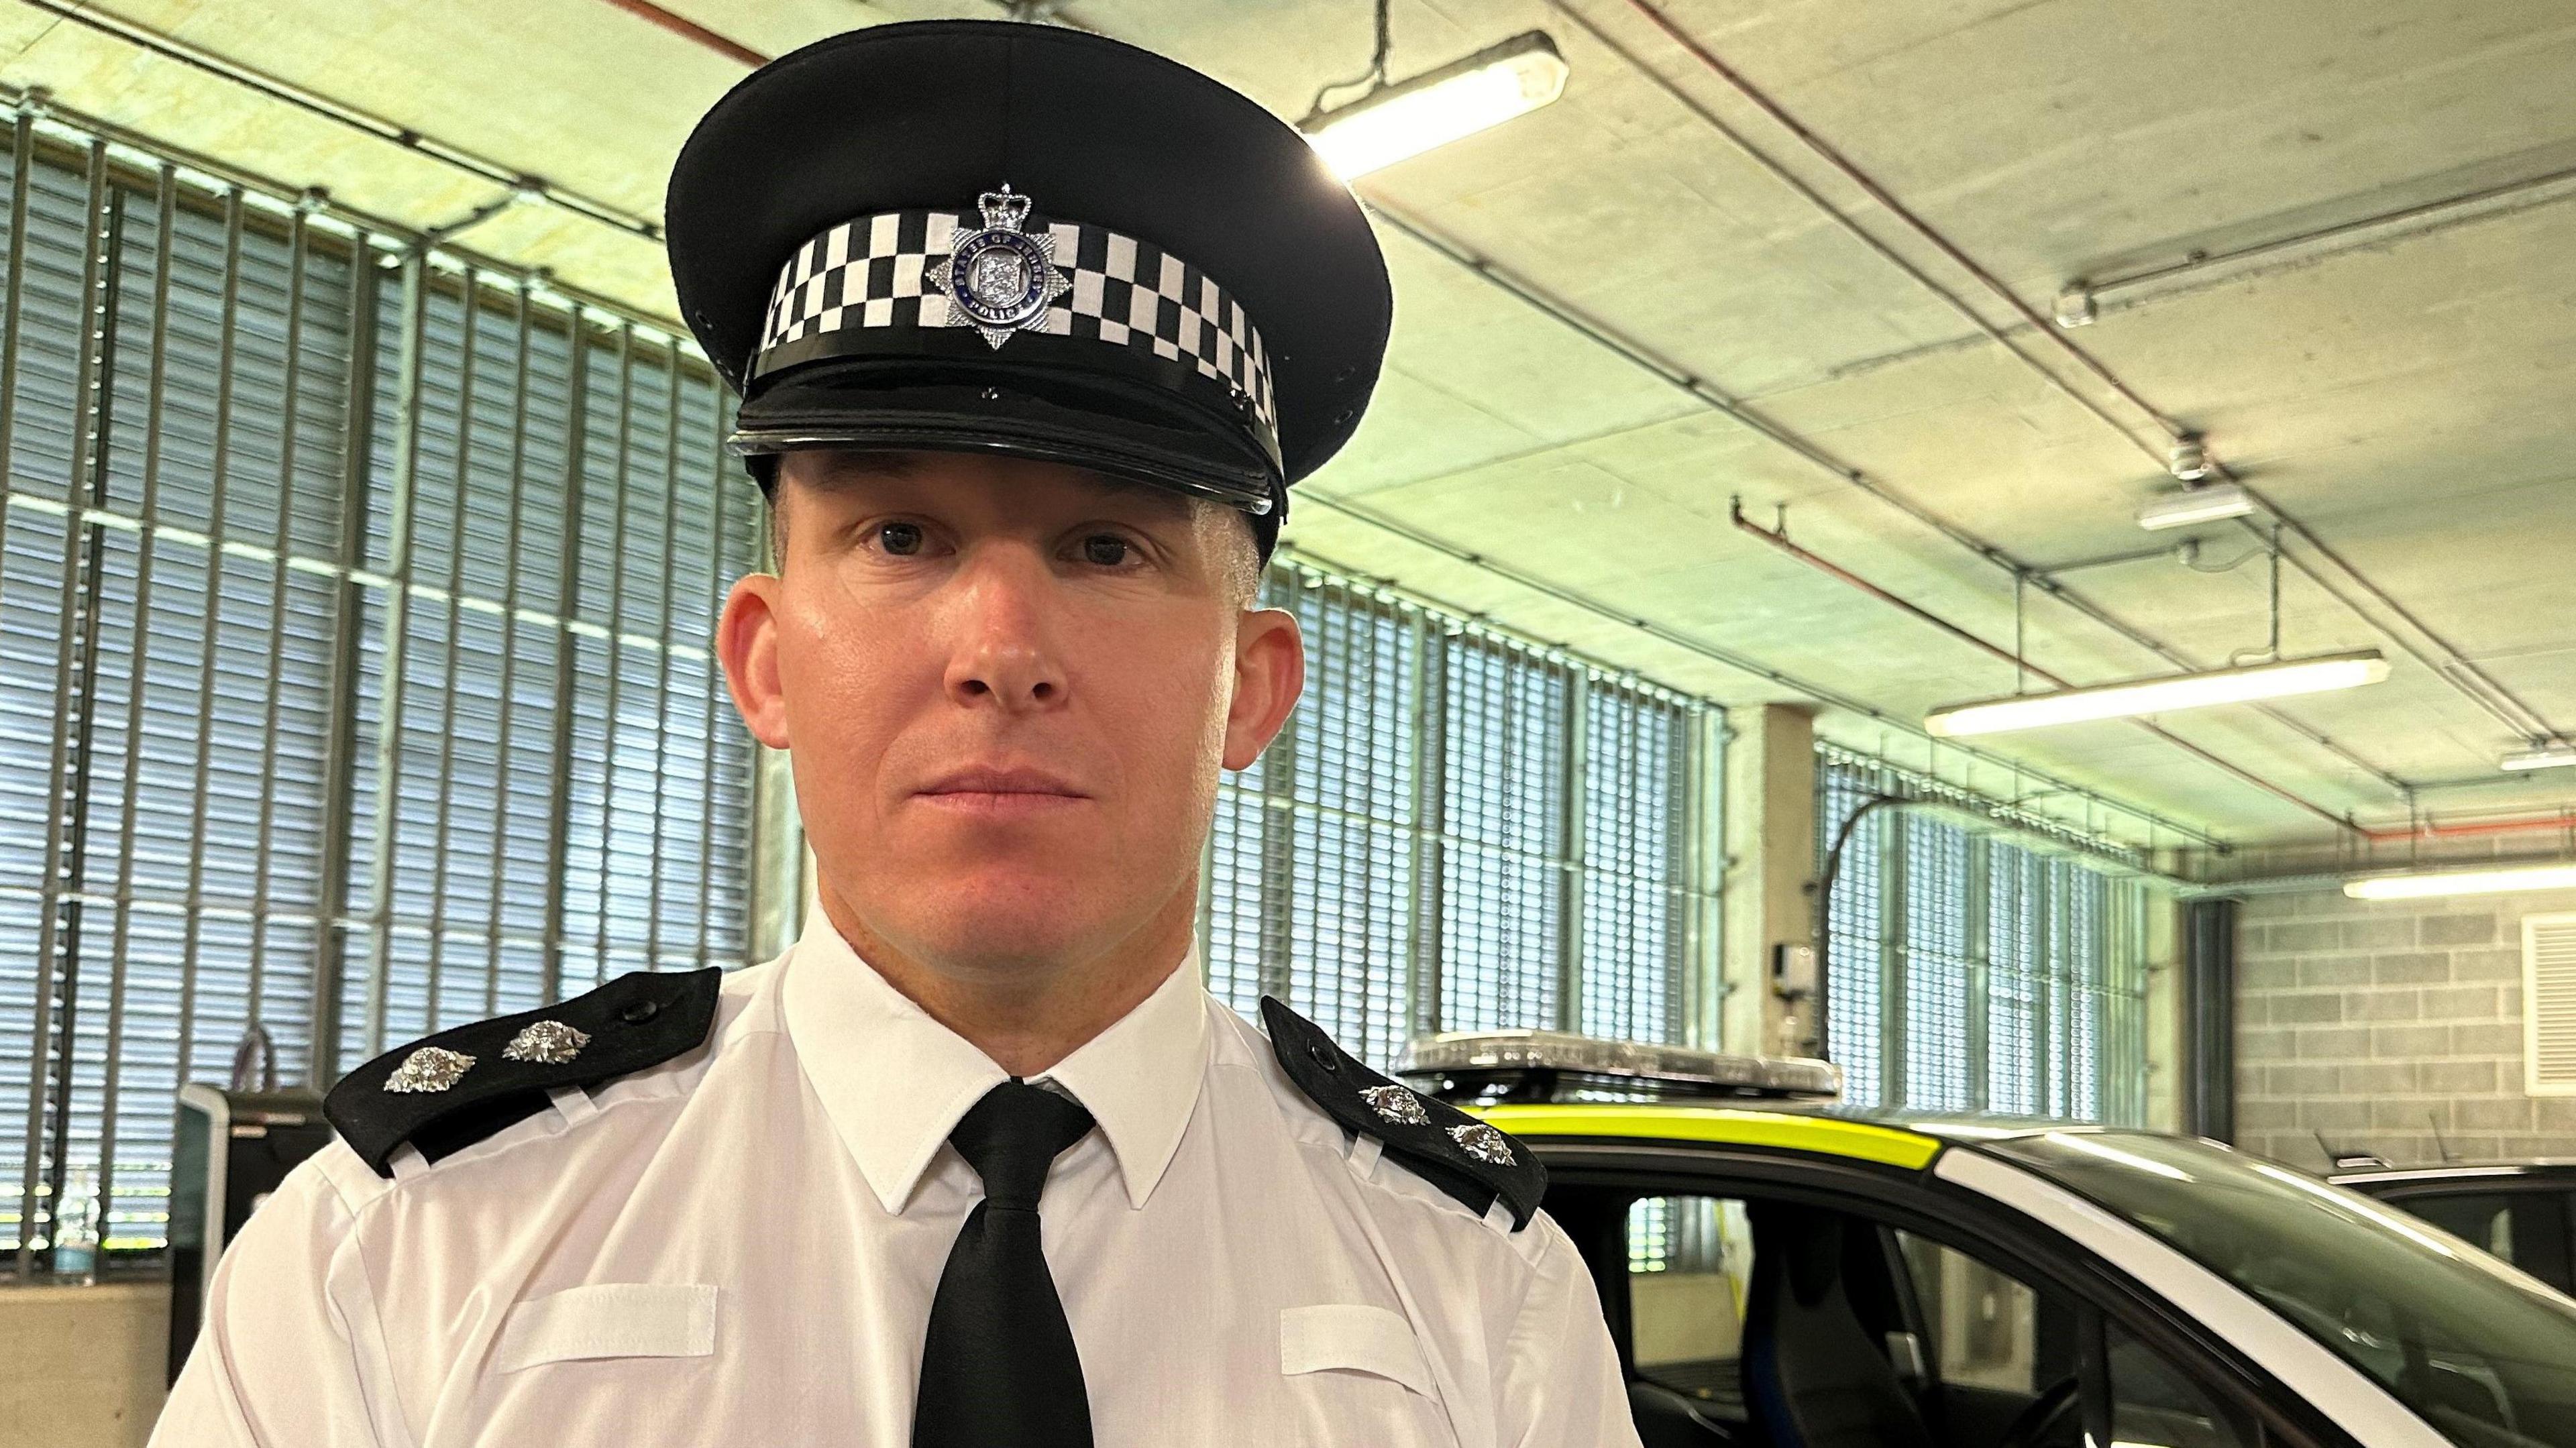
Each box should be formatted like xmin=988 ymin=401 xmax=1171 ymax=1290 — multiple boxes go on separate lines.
xmin=716 ymin=451 xmax=1301 ymax=982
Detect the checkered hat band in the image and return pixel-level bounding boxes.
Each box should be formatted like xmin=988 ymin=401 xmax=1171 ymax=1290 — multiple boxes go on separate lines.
xmin=755 ymin=210 xmax=1277 ymax=429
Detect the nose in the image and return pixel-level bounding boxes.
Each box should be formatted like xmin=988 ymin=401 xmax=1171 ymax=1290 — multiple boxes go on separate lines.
xmin=941 ymin=543 xmax=1070 ymax=714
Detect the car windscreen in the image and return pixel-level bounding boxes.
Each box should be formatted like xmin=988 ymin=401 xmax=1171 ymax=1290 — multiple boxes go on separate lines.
xmin=1988 ymin=1131 xmax=2576 ymax=1448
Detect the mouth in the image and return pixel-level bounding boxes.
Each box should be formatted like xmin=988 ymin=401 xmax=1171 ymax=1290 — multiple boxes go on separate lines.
xmin=912 ymin=765 xmax=1091 ymax=815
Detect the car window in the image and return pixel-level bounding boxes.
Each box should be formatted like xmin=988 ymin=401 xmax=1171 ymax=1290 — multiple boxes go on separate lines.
xmin=1894 ymin=1231 xmax=2053 ymax=1393
xmin=1626 ymin=1194 xmax=1754 ymax=1409
xmin=1603 ymin=1183 xmax=2291 ymax=1448
xmin=2109 ymin=1319 xmax=2265 ymax=1448
xmin=2394 ymin=1191 xmax=2576 ymax=1296
xmin=1994 ymin=1131 xmax=2576 ymax=1447
xmin=2406 ymin=1192 xmax=2520 ymax=1258
xmin=1897 ymin=1230 xmax=2279 ymax=1447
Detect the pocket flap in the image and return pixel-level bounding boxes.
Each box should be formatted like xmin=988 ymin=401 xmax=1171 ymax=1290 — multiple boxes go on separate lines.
xmin=496 ymin=1283 xmax=719 ymax=1373
xmin=1279 ymin=1303 xmax=1434 ymax=1398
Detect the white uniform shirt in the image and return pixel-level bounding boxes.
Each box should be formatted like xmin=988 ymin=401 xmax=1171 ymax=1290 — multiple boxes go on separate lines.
xmin=154 ymin=915 xmax=1641 ymax=1447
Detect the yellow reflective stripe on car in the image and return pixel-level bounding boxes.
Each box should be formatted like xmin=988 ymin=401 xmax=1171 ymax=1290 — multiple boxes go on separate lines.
xmin=1472 ymin=1105 xmax=1942 ymax=1170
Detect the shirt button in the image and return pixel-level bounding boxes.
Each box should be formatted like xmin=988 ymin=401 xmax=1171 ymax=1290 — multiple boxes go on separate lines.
xmin=1307 ymin=1041 xmax=1337 ymax=1072
xmin=621 ymin=999 xmax=661 ymax=1025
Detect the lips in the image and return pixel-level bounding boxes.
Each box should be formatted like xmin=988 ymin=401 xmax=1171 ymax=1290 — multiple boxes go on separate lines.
xmin=913 ymin=765 xmax=1089 ymax=807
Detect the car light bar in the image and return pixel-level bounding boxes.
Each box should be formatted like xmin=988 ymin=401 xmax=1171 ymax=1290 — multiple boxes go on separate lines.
xmin=1397 ymin=1029 xmax=1842 ymax=1100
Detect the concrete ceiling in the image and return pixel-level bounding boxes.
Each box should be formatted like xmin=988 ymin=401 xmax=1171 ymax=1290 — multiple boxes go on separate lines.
xmin=7 ymin=0 xmax=2574 ymax=854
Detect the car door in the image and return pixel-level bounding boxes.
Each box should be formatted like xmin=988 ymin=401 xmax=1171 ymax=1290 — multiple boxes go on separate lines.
xmin=1542 ymin=1152 xmax=2350 ymax=1448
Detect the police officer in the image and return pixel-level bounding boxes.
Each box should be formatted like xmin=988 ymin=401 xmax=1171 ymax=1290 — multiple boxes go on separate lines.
xmin=153 ymin=19 xmax=1639 ymax=1447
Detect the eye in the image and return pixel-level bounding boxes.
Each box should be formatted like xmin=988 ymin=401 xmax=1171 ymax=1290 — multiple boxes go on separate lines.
xmin=878 ymin=521 xmax=925 ymax=556
xmin=1080 ymin=533 xmax=1133 ymax=567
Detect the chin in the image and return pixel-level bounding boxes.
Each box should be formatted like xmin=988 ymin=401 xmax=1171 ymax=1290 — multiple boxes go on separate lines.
xmin=877 ymin=873 xmax=1120 ymax=972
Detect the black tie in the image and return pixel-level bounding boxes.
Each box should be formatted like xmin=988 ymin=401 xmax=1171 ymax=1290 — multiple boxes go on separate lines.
xmin=912 ymin=1080 xmax=1098 ymax=1448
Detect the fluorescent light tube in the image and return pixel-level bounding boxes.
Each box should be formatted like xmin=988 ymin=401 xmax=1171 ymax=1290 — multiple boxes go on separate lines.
xmin=2136 ymin=483 xmax=2257 ymax=532
xmin=2345 ymin=862 xmax=2576 ymax=900
xmin=1302 ymin=32 xmax=1568 ymax=180
xmin=1924 ymin=651 xmax=2390 ymax=738
xmin=2502 ymin=743 xmax=2576 ymax=773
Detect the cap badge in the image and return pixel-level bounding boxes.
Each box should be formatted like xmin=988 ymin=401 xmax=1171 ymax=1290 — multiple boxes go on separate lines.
xmin=928 ymin=185 xmax=1073 ymax=350
xmin=1360 ymin=1084 xmax=1431 ymax=1127
xmin=502 ymin=1019 xmax=591 ymax=1066
xmin=384 ymin=1046 xmax=476 ymax=1094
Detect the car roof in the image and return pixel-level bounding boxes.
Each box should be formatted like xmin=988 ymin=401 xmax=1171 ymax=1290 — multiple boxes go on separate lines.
xmin=2328 ymin=1160 xmax=2576 ymax=1186
xmin=1470 ymin=1099 xmax=2127 ymax=1171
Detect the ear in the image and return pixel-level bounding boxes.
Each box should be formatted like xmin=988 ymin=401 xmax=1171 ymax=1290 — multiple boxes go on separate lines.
xmin=718 ymin=573 xmax=792 ymax=750
xmin=1222 ymin=606 xmax=1303 ymax=771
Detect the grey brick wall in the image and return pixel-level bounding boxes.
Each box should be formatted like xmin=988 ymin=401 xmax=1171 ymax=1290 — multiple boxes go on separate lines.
xmin=2235 ymin=885 xmax=2576 ymax=1170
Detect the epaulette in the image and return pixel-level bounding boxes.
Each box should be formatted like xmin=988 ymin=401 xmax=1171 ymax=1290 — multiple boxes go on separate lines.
xmin=325 ymin=968 xmax=723 ymax=1178
xmin=1259 ymin=997 xmax=1546 ymax=1230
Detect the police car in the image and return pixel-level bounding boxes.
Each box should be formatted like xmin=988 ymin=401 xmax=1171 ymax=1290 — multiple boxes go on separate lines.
xmin=1399 ymin=1032 xmax=2576 ymax=1448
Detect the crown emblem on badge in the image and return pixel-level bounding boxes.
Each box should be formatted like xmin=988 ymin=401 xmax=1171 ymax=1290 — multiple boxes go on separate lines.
xmin=925 ymin=184 xmax=1073 ymax=350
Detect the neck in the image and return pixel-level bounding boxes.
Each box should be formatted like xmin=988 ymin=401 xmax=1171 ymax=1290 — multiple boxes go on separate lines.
xmin=814 ymin=884 xmax=1197 ymax=1076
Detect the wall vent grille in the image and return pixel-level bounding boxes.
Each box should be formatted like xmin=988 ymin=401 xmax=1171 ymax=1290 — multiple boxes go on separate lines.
xmin=2525 ymin=912 xmax=2576 ymax=1097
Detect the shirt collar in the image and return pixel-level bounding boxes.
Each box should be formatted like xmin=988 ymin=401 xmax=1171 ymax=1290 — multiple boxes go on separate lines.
xmin=781 ymin=911 xmax=1210 ymax=1215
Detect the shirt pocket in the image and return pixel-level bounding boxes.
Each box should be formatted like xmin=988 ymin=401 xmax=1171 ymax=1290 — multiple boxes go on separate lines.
xmin=494 ymin=1283 xmax=720 ymax=1374
xmin=1278 ymin=1302 xmax=1436 ymax=1398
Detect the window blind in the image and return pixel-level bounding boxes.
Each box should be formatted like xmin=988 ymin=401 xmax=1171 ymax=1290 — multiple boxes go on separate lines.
xmin=0 ymin=123 xmax=768 ymax=1275
xmin=1203 ymin=564 xmax=1718 ymax=1070
xmin=1817 ymin=752 xmax=2155 ymax=1123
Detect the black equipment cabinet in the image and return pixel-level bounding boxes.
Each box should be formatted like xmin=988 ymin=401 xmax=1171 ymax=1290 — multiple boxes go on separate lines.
xmin=164 ymin=1084 xmax=332 ymax=1386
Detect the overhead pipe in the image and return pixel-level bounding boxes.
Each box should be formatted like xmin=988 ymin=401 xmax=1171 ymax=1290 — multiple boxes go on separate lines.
xmin=1582 ymin=0 xmax=2565 ymax=752
xmin=1592 ymin=0 xmax=2188 ymax=444
xmin=1738 ymin=502 xmax=2576 ymax=844
xmin=598 ymin=0 xmax=773 ymax=67
xmin=1728 ymin=501 xmax=2359 ymax=834
xmin=1741 ymin=502 xmax=2576 ymax=845
xmin=2357 ymin=811 xmax=2576 ymax=844
xmin=1368 ymin=199 xmax=2408 ymax=797
xmin=1740 ymin=508 xmax=2576 ymax=847
xmin=1387 ymin=21 xmax=2407 ymax=795
xmin=2233 ymin=484 xmax=2559 ymax=743
xmin=1291 ymin=489 xmax=2232 ymax=851
xmin=0 ymin=83 xmax=694 ymax=343
xmin=11 ymin=0 xmax=663 ymax=243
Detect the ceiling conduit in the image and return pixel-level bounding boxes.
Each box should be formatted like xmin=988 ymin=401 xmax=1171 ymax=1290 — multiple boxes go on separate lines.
xmin=1727 ymin=501 xmax=2357 ymax=834
xmin=9 ymin=0 xmax=665 ymax=242
xmin=1732 ymin=504 xmax=2576 ymax=844
xmin=1583 ymin=0 xmax=2568 ymax=751
xmin=1279 ymin=496 xmax=2232 ymax=852
xmin=1362 ymin=197 xmax=2408 ymax=801
xmin=1529 ymin=0 xmax=2408 ymax=796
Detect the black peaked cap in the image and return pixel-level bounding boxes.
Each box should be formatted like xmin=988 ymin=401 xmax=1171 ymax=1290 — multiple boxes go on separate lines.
xmin=666 ymin=19 xmax=1393 ymax=528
